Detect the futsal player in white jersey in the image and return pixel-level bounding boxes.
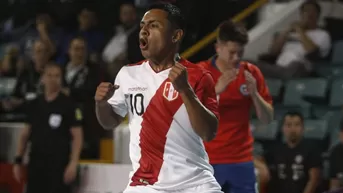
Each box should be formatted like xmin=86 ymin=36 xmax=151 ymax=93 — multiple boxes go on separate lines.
xmin=94 ymin=3 xmax=223 ymax=193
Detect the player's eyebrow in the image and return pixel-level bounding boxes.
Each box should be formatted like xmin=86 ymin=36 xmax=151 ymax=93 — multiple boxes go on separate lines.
xmin=140 ymin=20 xmax=162 ymax=26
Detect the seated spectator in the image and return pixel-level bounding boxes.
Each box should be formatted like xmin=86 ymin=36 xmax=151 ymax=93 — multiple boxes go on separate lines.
xmin=64 ymin=36 xmax=101 ymax=159
xmin=329 ymin=120 xmax=343 ymax=191
xmin=0 ymin=45 xmax=23 ymax=77
xmin=264 ymin=111 xmax=321 ymax=193
xmin=58 ymin=7 xmax=104 ymax=65
xmin=17 ymin=13 xmax=62 ymax=60
xmin=64 ymin=37 xmax=99 ymax=103
xmin=258 ymin=1 xmax=331 ymax=79
xmin=102 ymin=2 xmax=138 ymax=80
xmin=1 ymin=40 xmax=50 ymax=112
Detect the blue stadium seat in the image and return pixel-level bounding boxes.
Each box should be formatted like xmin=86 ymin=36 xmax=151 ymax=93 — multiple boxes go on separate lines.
xmin=332 ymin=40 xmax=343 ymax=64
xmin=251 ymin=120 xmax=279 ymax=140
xmin=265 ymin=79 xmax=282 ymax=98
xmin=330 ymin=79 xmax=343 ymax=106
xmin=303 ymin=120 xmax=328 ymax=140
xmin=283 ymin=78 xmax=328 ymax=107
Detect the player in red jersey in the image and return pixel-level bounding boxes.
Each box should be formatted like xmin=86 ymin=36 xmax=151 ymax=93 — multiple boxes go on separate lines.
xmin=95 ymin=3 xmax=222 ymax=193
xmin=198 ymin=21 xmax=274 ymax=193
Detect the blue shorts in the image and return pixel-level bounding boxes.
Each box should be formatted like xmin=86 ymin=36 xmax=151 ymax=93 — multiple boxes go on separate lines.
xmin=212 ymin=161 xmax=257 ymax=193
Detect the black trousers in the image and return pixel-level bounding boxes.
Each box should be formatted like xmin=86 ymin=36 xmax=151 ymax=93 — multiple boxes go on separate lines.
xmin=26 ymin=159 xmax=71 ymax=193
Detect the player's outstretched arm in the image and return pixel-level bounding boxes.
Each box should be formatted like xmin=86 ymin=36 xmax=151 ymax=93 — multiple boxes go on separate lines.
xmin=95 ymin=83 xmax=124 ymax=130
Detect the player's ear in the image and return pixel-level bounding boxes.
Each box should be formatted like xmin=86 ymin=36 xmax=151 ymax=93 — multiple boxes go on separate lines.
xmin=172 ymin=29 xmax=183 ymax=44
xmin=215 ymin=41 xmax=220 ymax=53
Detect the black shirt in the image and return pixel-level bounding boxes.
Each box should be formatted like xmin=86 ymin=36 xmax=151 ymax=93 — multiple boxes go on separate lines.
xmin=25 ymin=92 xmax=82 ymax=162
xmin=330 ymin=143 xmax=343 ymax=182
xmin=265 ymin=140 xmax=322 ymax=193
xmin=13 ymin=63 xmax=42 ymax=99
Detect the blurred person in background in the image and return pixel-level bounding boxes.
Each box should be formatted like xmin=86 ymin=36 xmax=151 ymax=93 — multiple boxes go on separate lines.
xmin=18 ymin=13 xmax=62 ymax=60
xmin=64 ymin=36 xmax=99 ymax=103
xmin=0 ymin=45 xmax=23 ymax=77
xmin=12 ymin=63 xmax=83 ymax=193
xmin=198 ymin=20 xmax=273 ymax=193
xmin=258 ymin=0 xmax=331 ymax=79
xmin=64 ymin=36 xmax=101 ymax=158
xmin=102 ymin=2 xmax=138 ymax=80
xmin=58 ymin=7 xmax=104 ymax=65
xmin=264 ymin=111 xmax=321 ymax=193
xmin=329 ymin=119 xmax=343 ymax=191
xmin=1 ymin=40 xmax=50 ymax=112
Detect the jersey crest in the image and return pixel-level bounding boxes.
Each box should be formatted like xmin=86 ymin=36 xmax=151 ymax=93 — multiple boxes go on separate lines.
xmin=163 ymin=82 xmax=179 ymax=101
xmin=239 ymin=84 xmax=249 ymax=96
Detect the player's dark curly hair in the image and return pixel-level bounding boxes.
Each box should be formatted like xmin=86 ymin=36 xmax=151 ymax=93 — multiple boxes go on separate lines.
xmin=300 ymin=0 xmax=321 ymax=15
xmin=148 ymin=2 xmax=186 ymax=32
xmin=217 ymin=20 xmax=248 ymax=45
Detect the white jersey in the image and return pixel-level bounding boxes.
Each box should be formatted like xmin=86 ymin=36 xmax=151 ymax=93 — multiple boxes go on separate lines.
xmin=108 ymin=59 xmax=219 ymax=191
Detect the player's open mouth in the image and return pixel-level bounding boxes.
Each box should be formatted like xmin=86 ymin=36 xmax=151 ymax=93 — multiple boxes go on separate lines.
xmin=139 ymin=38 xmax=148 ymax=50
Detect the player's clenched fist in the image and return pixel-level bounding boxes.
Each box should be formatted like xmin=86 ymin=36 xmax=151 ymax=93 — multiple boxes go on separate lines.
xmin=215 ymin=69 xmax=238 ymax=94
xmin=168 ymin=62 xmax=190 ymax=92
xmin=94 ymin=82 xmax=119 ymax=102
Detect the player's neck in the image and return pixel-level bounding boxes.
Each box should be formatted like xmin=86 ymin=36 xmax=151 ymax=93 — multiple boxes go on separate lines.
xmin=215 ymin=57 xmax=235 ymax=73
xmin=44 ymin=89 xmax=60 ymax=102
xmin=149 ymin=52 xmax=177 ymax=72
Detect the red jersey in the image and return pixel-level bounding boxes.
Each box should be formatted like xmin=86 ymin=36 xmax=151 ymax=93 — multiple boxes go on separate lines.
xmin=198 ymin=58 xmax=272 ymax=164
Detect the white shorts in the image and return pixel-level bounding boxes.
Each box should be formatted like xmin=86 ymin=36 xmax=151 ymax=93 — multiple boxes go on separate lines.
xmin=123 ymin=181 xmax=223 ymax=193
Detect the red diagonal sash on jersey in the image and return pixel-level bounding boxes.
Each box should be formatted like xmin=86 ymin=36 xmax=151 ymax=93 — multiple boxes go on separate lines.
xmin=130 ymin=78 xmax=184 ymax=186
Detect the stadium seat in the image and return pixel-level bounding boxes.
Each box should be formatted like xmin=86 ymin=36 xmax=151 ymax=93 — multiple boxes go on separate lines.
xmin=303 ymin=120 xmax=328 ymax=140
xmin=283 ymin=78 xmax=328 ymax=107
xmin=0 ymin=78 xmax=17 ymax=98
xmin=322 ymin=159 xmax=330 ymax=180
xmin=274 ymin=105 xmax=310 ymax=120
xmin=329 ymin=79 xmax=343 ymax=106
xmin=251 ymin=120 xmax=279 ymax=140
xmin=315 ymin=66 xmax=343 ymax=79
xmin=332 ymin=40 xmax=343 ymax=64
xmin=265 ymin=79 xmax=282 ymax=98
xmin=329 ymin=128 xmax=340 ymax=149
xmin=253 ymin=142 xmax=264 ymax=156
xmin=312 ymin=107 xmax=341 ymax=121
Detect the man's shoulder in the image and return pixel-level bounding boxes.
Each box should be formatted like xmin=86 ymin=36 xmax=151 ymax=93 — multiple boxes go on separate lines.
xmin=243 ymin=61 xmax=265 ymax=79
xmin=309 ymin=28 xmax=331 ymax=39
xmin=126 ymin=60 xmax=148 ymax=67
xmin=243 ymin=61 xmax=261 ymax=73
xmin=117 ymin=60 xmax=148 ymax=79
xmin=182 ymin=59 xmax=211 ymax=75
xmin=195 ymin=60 xmax=211 ymax=69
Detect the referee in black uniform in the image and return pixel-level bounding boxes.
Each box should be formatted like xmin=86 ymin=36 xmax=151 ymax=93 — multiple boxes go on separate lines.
xmin=12 ymin=63 xmax=83 ymax=193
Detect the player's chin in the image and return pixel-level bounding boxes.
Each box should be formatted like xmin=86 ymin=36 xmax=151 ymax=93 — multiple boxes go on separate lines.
xmin=140 ymin=50 xmax=151 ymax=59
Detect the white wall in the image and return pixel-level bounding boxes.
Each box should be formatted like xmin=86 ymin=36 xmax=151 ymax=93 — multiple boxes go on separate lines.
xmin=243 ymin=0 xmax=343 ymax=61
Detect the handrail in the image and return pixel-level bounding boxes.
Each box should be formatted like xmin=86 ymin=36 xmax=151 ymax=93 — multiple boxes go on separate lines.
xmin=181 ymin=0 xmax=269 ymax=59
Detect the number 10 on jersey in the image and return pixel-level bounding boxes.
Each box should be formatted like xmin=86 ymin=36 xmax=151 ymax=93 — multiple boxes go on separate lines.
xmin=129 ymin=93 xmax=145 ymax=116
